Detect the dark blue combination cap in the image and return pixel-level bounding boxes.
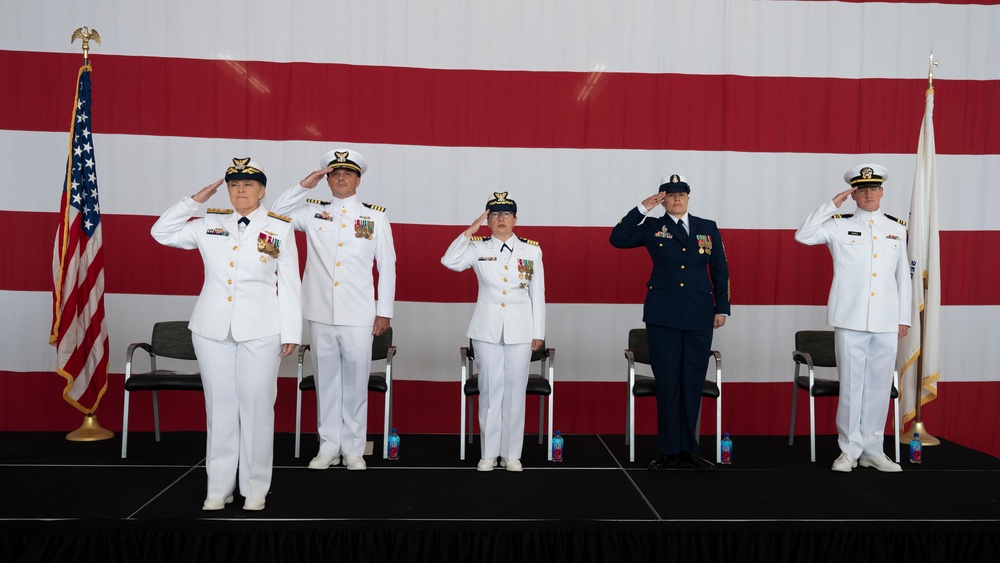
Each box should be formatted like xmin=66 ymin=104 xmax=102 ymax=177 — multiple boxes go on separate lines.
xmin=486 ymin=191 xmax=517 ymax=215
xmin=225 ymin=157 xmax=267 ymax=186
xmin=658 ymin=174 xmax=690 ymax=194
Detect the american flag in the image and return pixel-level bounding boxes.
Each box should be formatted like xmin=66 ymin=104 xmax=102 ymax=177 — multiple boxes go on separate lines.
xmin=50 ymin=64 xmax=109 ymax=414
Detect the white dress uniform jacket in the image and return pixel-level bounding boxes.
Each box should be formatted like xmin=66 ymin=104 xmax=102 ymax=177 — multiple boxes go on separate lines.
xmin=150 ymin=197 xmax=302 ymax=344
xmin=794 ymin=200 xmax=911 ymax=333
xmin=271 ymin=185 xmax=396 ymax=326
xmin=441 ymin=233 xmax=545 ymax=344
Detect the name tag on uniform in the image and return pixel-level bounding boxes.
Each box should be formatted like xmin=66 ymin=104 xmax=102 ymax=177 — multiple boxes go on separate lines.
xmin=478 ymin=256 xmax=496 ymax=261
xmin=847 ymin=231 xmax=862 ymax=236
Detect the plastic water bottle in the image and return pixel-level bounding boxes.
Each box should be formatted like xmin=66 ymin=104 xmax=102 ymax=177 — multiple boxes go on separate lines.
xmin=720 ymin=433 xmax=733 ymax=465
xmin=909 ymin=432 xmax=922 ymax=464
xmin=388 ymin=428 xmax=400 ymax=460
xmin=552 ymin=430 xmax=564 ymax=462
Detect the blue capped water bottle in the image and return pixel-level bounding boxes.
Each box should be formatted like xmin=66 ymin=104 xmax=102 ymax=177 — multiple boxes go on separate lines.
xmin=388 ymin=428 xmax=400 ymax=460
xmin=909 ymin=432 xmax=922 ymax=464
xmin=552 ymin=430 xmax=564 ymax=462
xmin=720 ymin=433 xmax=733 ymax=465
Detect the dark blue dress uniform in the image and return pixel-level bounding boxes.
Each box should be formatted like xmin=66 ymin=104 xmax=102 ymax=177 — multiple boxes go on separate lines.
xmin=610 ymin=184 xmax=731 ymax=463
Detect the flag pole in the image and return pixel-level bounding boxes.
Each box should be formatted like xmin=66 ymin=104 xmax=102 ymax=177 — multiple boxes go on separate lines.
xmin=903 ymin=51 xmax=940 ymax=446
xmin=65 ymin=26 xmax=112 ymax=442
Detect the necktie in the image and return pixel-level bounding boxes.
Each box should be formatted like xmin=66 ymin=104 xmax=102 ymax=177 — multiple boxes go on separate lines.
xmin=677 ymin=219 xmax=688 ymax=243
xmin=501 ymin=243 xmax=513 ymax=253
xmin=238 ymin=216 xmax=249 ymax=233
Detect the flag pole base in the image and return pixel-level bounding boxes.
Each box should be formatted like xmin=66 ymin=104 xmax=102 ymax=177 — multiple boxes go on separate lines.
xmin=66 ymin=413 xmax=115 ymax=442
xmin=901 ymin=420 xmax=940 ymax=447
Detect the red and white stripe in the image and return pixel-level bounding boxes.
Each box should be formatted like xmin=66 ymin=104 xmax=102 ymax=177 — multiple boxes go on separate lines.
xmin=2 ymin=1 xmax=999 ymax=456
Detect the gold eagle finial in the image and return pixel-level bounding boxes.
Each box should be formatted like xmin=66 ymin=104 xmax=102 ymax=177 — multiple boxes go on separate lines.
xmin=71 ymin=27 xmax=101 ymax=64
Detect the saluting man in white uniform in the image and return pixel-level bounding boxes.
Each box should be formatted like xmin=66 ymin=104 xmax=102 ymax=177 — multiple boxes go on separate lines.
xmin=151 ymin=158 xmax=302 ymax=511
xmin=271 ymin=149 xmax=396 ymax=471
xmin=441 ymin=192 xmax=546 ymax=472
xmin=795 ymin=164 xmax=911 ymax=473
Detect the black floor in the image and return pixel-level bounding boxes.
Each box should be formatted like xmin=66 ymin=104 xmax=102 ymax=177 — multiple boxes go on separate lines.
xmin=2 ymin=431 xmax=999 ymax=522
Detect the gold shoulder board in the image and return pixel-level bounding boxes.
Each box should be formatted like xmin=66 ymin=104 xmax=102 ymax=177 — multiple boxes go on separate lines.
xmin=518 ymin=237 xmax=539 ymax=246
xmin=470 ymin=236 xmax=489 ymax=242
xmin=267 ymin=211 xmax=292 ymax=223
xmin=363 ymin=202 xmax=387 ymax=212
xmin=884 ymin=213 xmax=907 ymax=226
xmin=831 ymin=213 xmax=853 ymax=219
xmin=207 ymin=208 xmax=233 ymax=214
xmin=307 ymin=198 xmax=331 ymax=206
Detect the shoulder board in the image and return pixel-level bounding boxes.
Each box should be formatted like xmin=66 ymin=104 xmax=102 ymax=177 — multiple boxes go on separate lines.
xmin=884 ymin=213 xmax=906 ymax=226
xmin=363 ymin=202 xmax=386 ymax=212
xmin=207 ymin=208 xmax=233 ymax=214
xmin=267 ymin=211 xmax=292 ymax=223
xmin=306 ymin=198 xmax=330 ymax=206
xmin=470 ymin=236 xmax=490 ymax=242
xmin=830 ymin=213 xmax=853 ymax=219
xmin=518 ymin=237 xmax=540 ymax=246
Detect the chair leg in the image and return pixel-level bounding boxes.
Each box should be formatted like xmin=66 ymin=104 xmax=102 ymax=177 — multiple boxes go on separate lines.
xmin=294 ymin=383 xmax=302 ymax=459
xmin=537 ymin=396 xmax=544 ymax=445
xmin=628 ymin=393 xmax=635 ymax=463
xmin=893 ymin=370 xmax=901 ymax=463
xmin=152 ymin=391 xmax=161 ymax=443
xmin=121 ymin=391 xmax=131 ymax=459
xmin=382 ymin=389 xmax=390 ymax=460
xmin=546 ymin=387 xmax=554 ymax=462
xmin=808 ymin=394 xmax=817 ymax=463
xmin=789 ymin=379 xmax=799 ymax=446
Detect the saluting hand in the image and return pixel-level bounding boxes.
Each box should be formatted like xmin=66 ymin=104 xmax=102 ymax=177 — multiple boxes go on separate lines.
xmin=641 ymin=193 xmax=664 ymax=211
xmin=832 ymin=187 xmax=856 ymax=208
xmin=299 ymin=167 xmax=334 ymax=189
xmin=191 ymin=179 xmax=224 ymax=203
xmin=464 ymin=210 xmax=490 ymax=238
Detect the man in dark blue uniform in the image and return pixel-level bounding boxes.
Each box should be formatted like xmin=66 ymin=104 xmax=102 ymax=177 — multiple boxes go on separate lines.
xmin=610 ymin=174 xmax=731 ymax=471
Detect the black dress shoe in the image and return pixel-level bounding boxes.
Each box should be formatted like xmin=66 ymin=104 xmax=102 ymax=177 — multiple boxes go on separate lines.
xmin=648 ymin=454 xmax=677 ymax=471
xmin=680 ymin=451 xmax=716 ymax=471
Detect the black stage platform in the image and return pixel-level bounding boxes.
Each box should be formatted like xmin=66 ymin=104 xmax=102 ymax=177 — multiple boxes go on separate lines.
xmin=2 ymin=431 xmax=999 ymax=562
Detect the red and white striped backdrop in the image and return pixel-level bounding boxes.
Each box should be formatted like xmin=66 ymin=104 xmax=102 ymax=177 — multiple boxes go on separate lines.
xmin=3 ymin=1 xmax=999 ymax=456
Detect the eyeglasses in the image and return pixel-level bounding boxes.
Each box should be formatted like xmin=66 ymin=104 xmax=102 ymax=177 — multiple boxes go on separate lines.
xmin=488 ymin=211 xmax=514 ymax=219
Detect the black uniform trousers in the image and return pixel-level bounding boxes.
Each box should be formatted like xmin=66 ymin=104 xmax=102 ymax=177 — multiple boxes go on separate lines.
xmin=646 ymin=322 xmax=714 ymax=455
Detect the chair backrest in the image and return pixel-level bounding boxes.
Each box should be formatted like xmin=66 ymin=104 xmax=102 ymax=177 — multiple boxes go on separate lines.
xmin=627 ymin=328 xmax=651 ymax=365
xmin=794 ymin=330 xmax=837 ymax=368
xmin=150 ymin=321 xmax=198 ymax=361
xmin=372 ymin=327 xmax=393 ymax=361
xmin=466 ymin=339 xmax=549 ymax=362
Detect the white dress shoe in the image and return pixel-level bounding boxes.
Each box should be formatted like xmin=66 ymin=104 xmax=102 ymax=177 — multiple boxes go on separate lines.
xmin=307 ymin=454 xmax=341 ymax=470
xmin=202 ymin=495 xmax=234 ymax=511
xmin=477 ymin=457 xmax=497 ymax=472
xmin=831 ymin=452 xmax=857 ymax=472
xmin=243 ymin=497 xmax=266 ymax=511
xmin=859 ymin=453 xmax=902 ymax=472
xmin=503 ymin=458 xmax=523 ymax=472
xmin=345 ymin=454 xmax=367 ymax=471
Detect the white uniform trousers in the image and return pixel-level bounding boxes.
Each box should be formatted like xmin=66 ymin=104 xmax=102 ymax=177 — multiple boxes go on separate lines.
xmin=834 ymin=328 xmax=897 ymax=459
xmin=191 ymin=332 xmax=280 ymax=500
xmin=310 ymin=322 xmax=374 ymax=458
xmin=473 ymin=339 xmax=531 ymax=461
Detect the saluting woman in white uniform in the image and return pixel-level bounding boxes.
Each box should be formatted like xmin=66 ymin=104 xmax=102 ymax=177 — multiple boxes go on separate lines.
xmin=441 ymin=192 xmax=545 ymax=472
xmin=151 ymin=158 xmax=302 ymax=511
